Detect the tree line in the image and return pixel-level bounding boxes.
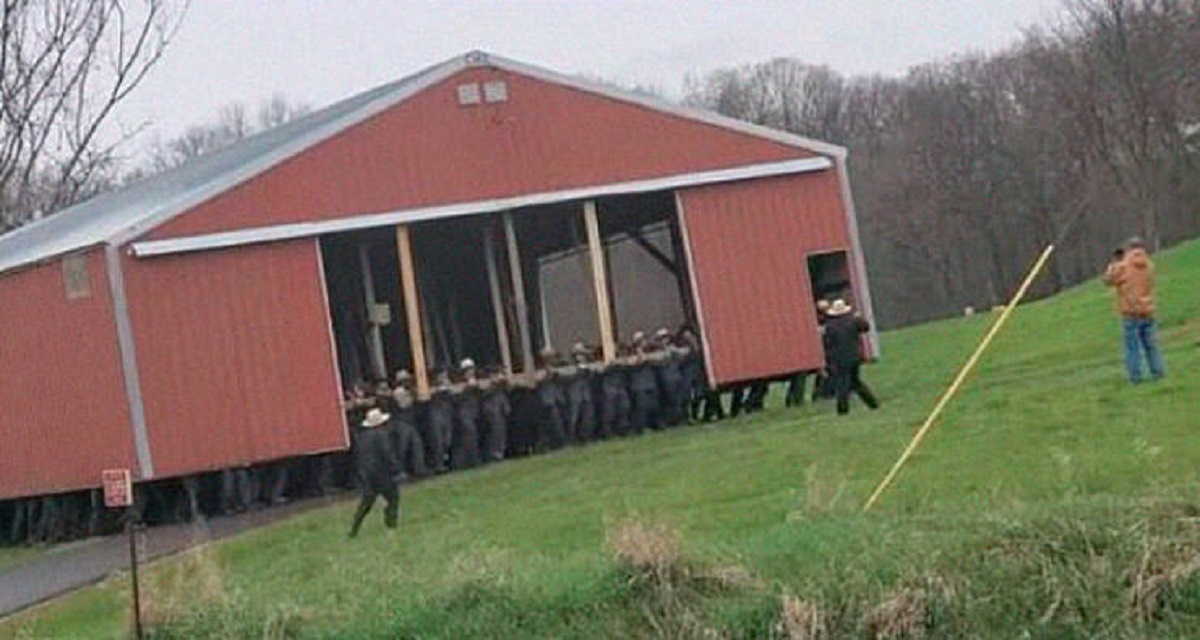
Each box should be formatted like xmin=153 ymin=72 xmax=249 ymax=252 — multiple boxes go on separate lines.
xmin=684 ymin=0 xmax=1200 ymax=327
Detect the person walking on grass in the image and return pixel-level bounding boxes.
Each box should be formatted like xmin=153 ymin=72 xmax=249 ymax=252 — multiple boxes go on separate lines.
xmin=348 ymin=408 xmax=401 ymax=538
xmin=1103 ymin=237 xmax=1165 ymax=383
xmin=823 ymin=298 xmax=880 ymax=416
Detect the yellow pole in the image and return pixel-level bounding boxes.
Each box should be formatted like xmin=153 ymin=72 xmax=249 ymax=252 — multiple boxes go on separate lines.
xmin=862 ymin=243 xmax=1057 ymax=512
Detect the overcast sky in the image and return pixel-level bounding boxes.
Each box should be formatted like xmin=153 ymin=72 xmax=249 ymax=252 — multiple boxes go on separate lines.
xmin=112 ymin=0 xmax=1061 ymax=153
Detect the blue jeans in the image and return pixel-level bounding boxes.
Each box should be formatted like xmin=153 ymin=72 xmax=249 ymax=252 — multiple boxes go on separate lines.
xmin=1123 ymin=318 xmax=1165 ymax=383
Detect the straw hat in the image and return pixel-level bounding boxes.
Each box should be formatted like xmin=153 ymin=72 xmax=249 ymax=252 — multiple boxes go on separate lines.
xmin=394 ymin=369 xmax=412 ymax=383
xmin=361 ymin=408 xmax=390 ymax=428
xmin=826 ymin=299 xmax=853 ymax=317
xmin=459 ymin=357 xmax=476 ymax=371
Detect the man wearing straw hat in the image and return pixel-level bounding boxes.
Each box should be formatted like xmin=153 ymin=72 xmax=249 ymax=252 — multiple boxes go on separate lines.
xmin=823 ymin=298 xmax=880 ymax=416
xmin=348 ymin=407 xmax=402 ymax=538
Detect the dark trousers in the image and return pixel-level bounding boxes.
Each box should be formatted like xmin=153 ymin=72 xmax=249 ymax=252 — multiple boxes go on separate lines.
xmin=831 ymin=363 xmax=879 ymax=415
xmin=700 ymin=389 xmax=725 ymax=422
xmin=348 ymin=486 xmax=399 ymax=537
xmin=784 ymin=373 xmax=807 ymax=407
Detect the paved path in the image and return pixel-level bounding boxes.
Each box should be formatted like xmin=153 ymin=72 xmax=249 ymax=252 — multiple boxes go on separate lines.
xmin=0 ymin=496 xmax=342 ymax=618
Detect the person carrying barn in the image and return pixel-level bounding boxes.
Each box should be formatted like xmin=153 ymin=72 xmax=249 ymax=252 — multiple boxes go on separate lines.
xmin=629 ymin=332 xmax=663 ymax=432
xmin=479 ymin=366 xmax=512 ymax=462
xmin=425 ymin=370 xmax=455 ymax=473
xmin=348 ymin=407 xmax=402 ymax=538
xmin=564 ymin=343 xmax=599 ymax=443
xmin=598 ymin=344 xmax=634 ymax=437
xmin=823 ymin=298 xmax=880 ymax=415
xmin=785 ymin=299 xmax=833 ymax=407
xmin=534 ymin=346 xmax=569 ymax=449
xmin=1103 ymin=237 xmax=1165 ymax=383
xmin=450 ymin=358 xmax=482 ymax=469
xmin=674 ymin=327 xmax=703 ymax=424
xmin=649 ymin=328 xmax=686 ymax=427
xmin=391 ymin=369 xmax=427 ymax=479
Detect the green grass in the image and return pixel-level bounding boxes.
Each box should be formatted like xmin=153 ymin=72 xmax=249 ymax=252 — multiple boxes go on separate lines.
xmin=0 ymin=547 xmax=37 ymax=573
xmin=5 ymin=240 xmax=1200 ymax=638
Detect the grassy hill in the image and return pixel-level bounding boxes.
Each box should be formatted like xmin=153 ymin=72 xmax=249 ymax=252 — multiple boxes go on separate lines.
xmin=4 ymin=240 xmax=1199 ymax=639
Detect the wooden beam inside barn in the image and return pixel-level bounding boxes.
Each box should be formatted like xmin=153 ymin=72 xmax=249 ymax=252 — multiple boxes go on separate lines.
xmin=396 ymin=224 xmax=430 ymax=398
xmin=584 ymin=200 xmax=616 ymax=362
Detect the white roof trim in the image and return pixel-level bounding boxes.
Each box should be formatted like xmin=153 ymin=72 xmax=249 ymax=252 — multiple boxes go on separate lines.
xmin=132 ymin=156 xmax=832 ymax=258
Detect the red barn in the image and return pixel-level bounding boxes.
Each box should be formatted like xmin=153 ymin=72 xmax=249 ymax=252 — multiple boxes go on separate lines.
xmin=0 ymin=52 xmax=877 ymax=500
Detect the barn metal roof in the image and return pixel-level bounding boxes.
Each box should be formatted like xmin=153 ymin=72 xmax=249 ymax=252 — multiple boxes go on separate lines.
xmin=0 ymin=51 xmax=846 ymax=276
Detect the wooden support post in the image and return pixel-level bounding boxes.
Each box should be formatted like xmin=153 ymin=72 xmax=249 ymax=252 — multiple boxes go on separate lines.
xmin=483 ymin=224 xmax=513 ymax=374
xmin=395 ymin=225 xmax=430 ymax=399
xmin=357 ymin=243 xmax=388 ymax=381
xmin=583 ymin=200 xmax=616 ymax=363
xmin=504 ymin=212 xmax=535 ymax=372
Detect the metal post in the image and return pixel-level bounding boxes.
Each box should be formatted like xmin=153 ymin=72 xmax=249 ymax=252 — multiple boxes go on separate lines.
xmin=483 ymin=224 xmax=513 ymax=374
xmin=128 ymin=510 xmax=143 ymax=640
xmin=504 ymin=212 xmax=534 ymax=372
xmin=357 ymin=242 xmax=387 ymax=380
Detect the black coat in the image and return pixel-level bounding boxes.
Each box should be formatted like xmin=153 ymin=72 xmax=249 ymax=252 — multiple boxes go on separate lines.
xmin=824 ymin=314 xmax=870 ymax=369
xmin=353 ymin=425 xmax=398 ymax=495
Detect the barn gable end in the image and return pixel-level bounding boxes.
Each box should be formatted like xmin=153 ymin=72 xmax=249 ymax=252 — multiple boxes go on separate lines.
xmin=146 ymin=60 xmax=825 ymax=241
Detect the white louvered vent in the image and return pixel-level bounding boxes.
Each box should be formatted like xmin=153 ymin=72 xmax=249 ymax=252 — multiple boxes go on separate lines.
xmin=483 ymin=81 xmax=508 ymax=103
xmin=457 ymin=83 xmax=481 ymax=106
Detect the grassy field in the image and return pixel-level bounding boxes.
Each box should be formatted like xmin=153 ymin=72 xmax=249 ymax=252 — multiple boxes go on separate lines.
xmin=3 ymin=241 xmax=1199 ymax=638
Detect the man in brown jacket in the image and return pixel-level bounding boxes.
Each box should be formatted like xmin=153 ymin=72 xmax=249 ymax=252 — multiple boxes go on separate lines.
xmin=1103 ymin=237 xmax=1165 ymax=383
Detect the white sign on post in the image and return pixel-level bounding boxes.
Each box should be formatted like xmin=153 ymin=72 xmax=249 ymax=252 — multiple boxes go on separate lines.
xmin=102 ymin=469 xmax=133 ymax=508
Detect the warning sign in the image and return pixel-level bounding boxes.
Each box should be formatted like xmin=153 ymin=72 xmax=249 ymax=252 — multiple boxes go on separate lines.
xmin=102 ymin=469 xmax=133 ymax=508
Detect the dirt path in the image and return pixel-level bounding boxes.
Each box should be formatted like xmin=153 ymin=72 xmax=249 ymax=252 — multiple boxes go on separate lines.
xmin=0 ymin=496 xmax=342 ymax=618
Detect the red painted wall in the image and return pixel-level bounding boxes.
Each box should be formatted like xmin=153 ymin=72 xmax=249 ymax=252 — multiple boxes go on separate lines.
xmin=122 ymin=240 xmax=346 ymax=478
xmin=0 ymin=251 xmax=136 ymax=499
xmin=680 ymin=171 xmax=858 ymax=386
xmin=150 ymin=67 xmax=812 ymax=240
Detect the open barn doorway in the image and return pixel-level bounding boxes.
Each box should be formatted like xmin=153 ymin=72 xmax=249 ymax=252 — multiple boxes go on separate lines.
xmin=515 ymin=190 xmax=698 ymax=358
xmin=807 ymin=250 xmax=852 ymax=307
xmin=319 ymin=229 xmax=413 ymax=388
xmin=409 ymin=215 xmax=506 ymax=376
xmin=597 ymin=191 xmax=695 ymax=347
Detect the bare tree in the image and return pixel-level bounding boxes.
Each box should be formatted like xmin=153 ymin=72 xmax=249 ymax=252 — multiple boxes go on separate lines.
xmin=0 ymin=0 xmax=185 ymax=231
xmin=141 ymin=94 xmax=311 ymax=174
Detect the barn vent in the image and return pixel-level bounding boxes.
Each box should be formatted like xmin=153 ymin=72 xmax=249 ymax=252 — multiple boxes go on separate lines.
xmin=483 ymin=80 xmax=508 ymax=103
xmin=456 ymin=83 xmax=481 ymax=106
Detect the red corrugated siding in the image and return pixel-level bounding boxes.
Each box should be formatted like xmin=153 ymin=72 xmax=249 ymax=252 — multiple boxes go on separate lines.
xmin=149 ymin=67 xmax=812 ymax=240
xmin=0 ymin=251 xmax=136 ymax=499
xmin=123 ymin=240 xmax=345 ymax=478
xmin=680 ymin=172 xmax=854 ymax=386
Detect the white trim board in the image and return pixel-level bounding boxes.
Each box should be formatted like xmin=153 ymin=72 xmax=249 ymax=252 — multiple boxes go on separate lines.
xmin=132 ymin=157 xmax=832 ymax=258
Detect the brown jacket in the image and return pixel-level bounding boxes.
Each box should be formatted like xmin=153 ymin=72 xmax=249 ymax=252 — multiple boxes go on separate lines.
xmin=1103 ymin=248 xmax=1156 ymax=318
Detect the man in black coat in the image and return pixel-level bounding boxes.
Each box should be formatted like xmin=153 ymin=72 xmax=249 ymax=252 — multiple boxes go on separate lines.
xmin=348 ymin=408 xmax=401 ymax=537
xmin=598 ymin=347 xmax=633 ymax=437
xmin=450 ymin=358 xmax=482 ymax=469
xmin=425 ymin=371 xmax=455 ymax=473
xmin=390 ymin=370 xmax=427 ymax=479
xmin=479 ymin=368 xmax=512 ymax=462
xmin=565 ymin=343 xmax=598 ymax=442
xmin=823 ymin=299 xmax=880 ymax=415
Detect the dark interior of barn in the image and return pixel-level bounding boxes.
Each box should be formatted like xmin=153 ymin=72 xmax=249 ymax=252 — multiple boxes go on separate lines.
xmin=807 ymin=250 xmax=853 ymax=305
xmin=318 ymin=189 xmax=698 ymax=391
